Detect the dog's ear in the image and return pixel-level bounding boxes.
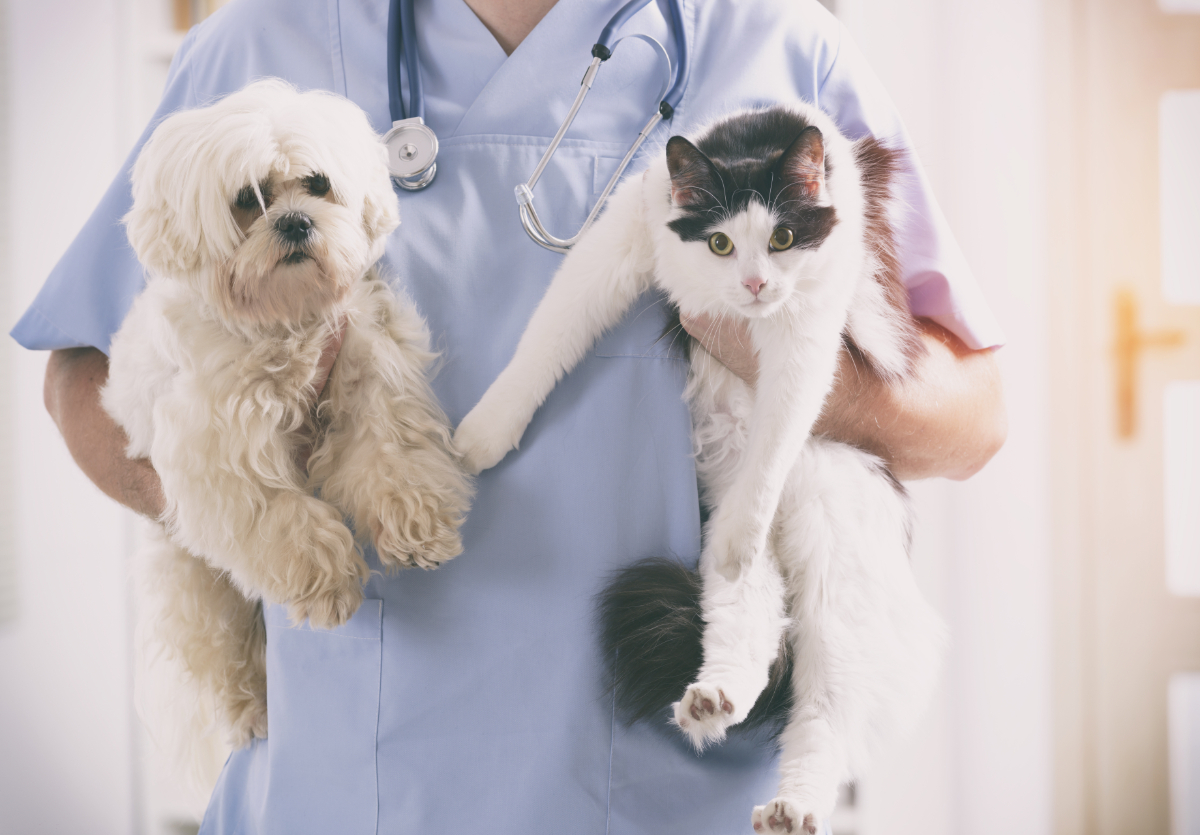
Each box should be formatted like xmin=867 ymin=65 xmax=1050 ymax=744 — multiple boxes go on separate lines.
xmin=361 ymin=155 xmax=401 ymax=252
xmin=124 ymin=106 xmax=238 ymax=278
xmin=124 ymin=139 xmax=198 ymax=277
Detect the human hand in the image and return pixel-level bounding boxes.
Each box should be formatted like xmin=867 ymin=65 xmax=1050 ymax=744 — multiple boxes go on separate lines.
xmin=678 ymin=315 xmax=1006 ymax=481
xmin=679 ymin=312 xmax=759 ymax=386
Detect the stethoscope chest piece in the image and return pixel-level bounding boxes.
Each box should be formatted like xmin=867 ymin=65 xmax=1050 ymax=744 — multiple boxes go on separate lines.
xmin=385 ymin=117 xmax=438 ymax=190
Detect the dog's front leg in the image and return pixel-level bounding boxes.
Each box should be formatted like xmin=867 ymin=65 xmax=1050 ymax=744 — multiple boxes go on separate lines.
xmin=312 ymin=313 xmax=472 ymax=571
xmin=152 ymin=386 xmax=367 ymax=629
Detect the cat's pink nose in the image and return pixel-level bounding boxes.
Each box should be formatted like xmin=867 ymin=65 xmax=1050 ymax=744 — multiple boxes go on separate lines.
xmin=743 ymin=276 xmax=766 ymax=298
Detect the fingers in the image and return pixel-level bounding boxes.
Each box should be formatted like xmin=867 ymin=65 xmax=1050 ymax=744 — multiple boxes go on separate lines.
xmin=680 ymin=312 xmax=759 ymax=385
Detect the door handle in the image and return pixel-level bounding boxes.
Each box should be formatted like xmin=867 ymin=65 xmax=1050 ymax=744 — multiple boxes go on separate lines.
xmin=1113 ymin=287 xmax=1186 ymax=439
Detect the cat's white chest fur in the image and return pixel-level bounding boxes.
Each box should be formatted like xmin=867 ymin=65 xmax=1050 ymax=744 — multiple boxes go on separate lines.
xmin=454 ymin=103 xmax=944 ymax=835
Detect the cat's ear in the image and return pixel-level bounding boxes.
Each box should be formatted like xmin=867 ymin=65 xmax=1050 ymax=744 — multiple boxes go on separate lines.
xmin=777 ymin=126 xmax=826 ymax=201
xmin=666 ymin=136 xmax=720 ymax=209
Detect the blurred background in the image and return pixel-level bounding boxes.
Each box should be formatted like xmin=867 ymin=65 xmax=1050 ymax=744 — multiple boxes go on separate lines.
xmin=0 ymin=0 xmax=1197 ymax=833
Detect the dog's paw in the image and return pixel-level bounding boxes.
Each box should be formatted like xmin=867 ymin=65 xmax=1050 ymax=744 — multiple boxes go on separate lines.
xmin=288 ymin=571 xmax=364 ymax=630
xmin=672 ymin=682 xmax=737 ymax=749
xmin=453 ymin=397 xmax=529 ymax=475
xmin=275 ymin=507 xmax=368 ymax=629
xmin=285 ymin=521 xmax=367 ymax=629
xmin=370 ymin=493 xmax=463 ymax=571
xmin=226 ymin=693 xmax=268 ymax=748
xmin=752 ymin=800 xmax=819 ymax=835
xmin=302 ymin=579 xmax=364 ymax=630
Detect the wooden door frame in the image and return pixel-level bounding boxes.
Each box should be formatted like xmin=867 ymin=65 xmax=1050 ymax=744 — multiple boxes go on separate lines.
xmin=1047 ymin=2 xmax=1200 ymax=833
xmin=1045 ymin=0 xmax=1092 ymax=829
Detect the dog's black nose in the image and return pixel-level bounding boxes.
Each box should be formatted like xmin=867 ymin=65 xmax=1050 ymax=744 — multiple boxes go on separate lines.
xmin=275 ymin=212 xmax=313 ymax=243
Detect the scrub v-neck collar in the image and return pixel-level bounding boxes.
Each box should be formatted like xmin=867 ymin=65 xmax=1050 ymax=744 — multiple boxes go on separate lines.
xmin=410 ymin=0 xmax=678 ymax=141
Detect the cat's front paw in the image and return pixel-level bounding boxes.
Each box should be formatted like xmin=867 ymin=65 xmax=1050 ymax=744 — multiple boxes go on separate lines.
xmin=673 ymin=683 xmax=737 ymax=749
xmin=706 ymin=515 xmax=765 ymax=581
xmin=752 ymin=799 xmax=820 ymax=835
xmin=370 ymin=490 xmax=464 ymax=571
xmin=453 ymin=397 xmax=530 ymax=474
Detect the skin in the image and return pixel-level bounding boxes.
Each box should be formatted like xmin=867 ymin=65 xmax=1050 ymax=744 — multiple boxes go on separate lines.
xmin=43 ymin=0 xmax=1005 ymax=519
xmin=460 ymin=0 xmax=1007 ymax=481
xmin=464 ymin=0 xmax=560 ymax=55
xmin=44 ymin=335 xmax=344 ymax=521
xmin=680 ymin=313 xmax=1006 ymax=481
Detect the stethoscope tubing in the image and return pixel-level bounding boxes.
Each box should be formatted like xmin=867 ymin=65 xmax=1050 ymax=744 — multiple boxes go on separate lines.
xmin=385 ymin=0 xmax=438 ymax=189
xmin=596 ymin=0 xmax=688 ymax=112
xmin=518 ymin=0 xmax=689 ymax=251
xmin=517 ymin=108 xmax=663 ymax=253
xmin=388 ymin=0 xmax=423 ymax=122
xmin=386 ymin=0 xmax=690 ymax=241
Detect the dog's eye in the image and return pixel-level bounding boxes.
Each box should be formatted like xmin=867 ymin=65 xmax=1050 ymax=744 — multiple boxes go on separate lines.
xmin=304 ymin=174 xmax=330 ymax=197
xmin=234 ymin=181 xmax=272 ymax=212
xmin=234 ymin=186 xmax=260 ymax=212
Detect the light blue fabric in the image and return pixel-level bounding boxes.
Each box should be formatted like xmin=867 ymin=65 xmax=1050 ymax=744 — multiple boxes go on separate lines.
xmin=13 ymin=1 xmax=1001 ymax=832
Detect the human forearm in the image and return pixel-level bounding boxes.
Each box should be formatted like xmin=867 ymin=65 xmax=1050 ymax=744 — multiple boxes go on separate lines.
xmin=813 ymin=321 xmax=1006 ymax=480
xmin=680 ymin=316 xmax=1007 ymax=481
xmin=44 ymin=347 xmax=165 ymax=518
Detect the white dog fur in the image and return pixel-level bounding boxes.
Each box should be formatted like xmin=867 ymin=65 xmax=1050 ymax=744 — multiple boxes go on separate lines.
xmin=103 ymin=79 xmax=471 ymax=748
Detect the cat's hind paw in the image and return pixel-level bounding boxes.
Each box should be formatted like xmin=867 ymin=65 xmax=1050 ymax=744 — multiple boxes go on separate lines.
xmin=672 ymin=683 xmax=737 ymax=749
xmin=752 ymin=800 xmax=820 ymax=835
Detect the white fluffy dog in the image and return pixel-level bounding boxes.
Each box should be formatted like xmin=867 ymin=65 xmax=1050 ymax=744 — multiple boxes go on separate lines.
xmin=103 ymin=79 xmax=472 ymax=747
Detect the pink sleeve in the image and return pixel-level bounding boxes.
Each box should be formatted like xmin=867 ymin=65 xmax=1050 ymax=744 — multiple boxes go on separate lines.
xmin=817 ymin=24 xmax=1006 ymax=350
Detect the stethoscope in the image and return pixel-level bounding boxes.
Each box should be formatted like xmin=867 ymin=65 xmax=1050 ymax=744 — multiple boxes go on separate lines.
xmin=384 ymin=0 xmax=439 ymax=190
xmin=385 ymin=0 xmax=690 ymax=252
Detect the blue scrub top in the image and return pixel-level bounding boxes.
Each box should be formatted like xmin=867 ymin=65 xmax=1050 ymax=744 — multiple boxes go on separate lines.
xmin=13 ymin=1 xmax=1004 ymax=833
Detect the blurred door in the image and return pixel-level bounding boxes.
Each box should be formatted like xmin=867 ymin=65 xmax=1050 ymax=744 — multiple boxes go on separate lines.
xmin=1051 ymin=1 xmax=1200 ymax=833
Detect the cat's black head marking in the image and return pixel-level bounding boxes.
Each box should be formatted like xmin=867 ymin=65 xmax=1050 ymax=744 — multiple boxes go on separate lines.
xmin=666 ymin=108 xmax=839 ymax=249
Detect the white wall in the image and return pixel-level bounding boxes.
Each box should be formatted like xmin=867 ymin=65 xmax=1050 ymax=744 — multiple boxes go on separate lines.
xmin=0 ymin=1 xmax=139 ymax=833
xmin=842 ymin=2 xmax=1054 ymax=835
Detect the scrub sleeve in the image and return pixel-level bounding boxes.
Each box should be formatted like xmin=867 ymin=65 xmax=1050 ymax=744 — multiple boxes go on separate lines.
xmin=12 ymin=1 xmax=1004 ymax=833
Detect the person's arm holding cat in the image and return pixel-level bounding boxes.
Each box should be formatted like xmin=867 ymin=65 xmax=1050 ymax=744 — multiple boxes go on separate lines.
xmin=681 ymin=313 xmax=1005 ymax=481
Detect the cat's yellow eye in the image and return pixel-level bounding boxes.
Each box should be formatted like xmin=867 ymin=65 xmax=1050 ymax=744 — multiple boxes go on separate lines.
xmin=770 ymin=226 xmax=795 ymax=251
xmin=708 ymin=232 xmax=734 ymax=256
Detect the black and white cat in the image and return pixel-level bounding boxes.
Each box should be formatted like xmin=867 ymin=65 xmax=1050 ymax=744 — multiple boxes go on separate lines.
xmin=453 ymin=104 xmax=946 ymax=835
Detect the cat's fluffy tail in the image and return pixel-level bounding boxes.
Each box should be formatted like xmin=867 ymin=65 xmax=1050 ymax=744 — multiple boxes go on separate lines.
xmin=597 ymin=557 xmax=793 ymax=732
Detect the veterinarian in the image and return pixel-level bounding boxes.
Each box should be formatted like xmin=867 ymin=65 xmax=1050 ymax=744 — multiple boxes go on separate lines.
xmin=23 ymin=0 xmax=1006 ymax=832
